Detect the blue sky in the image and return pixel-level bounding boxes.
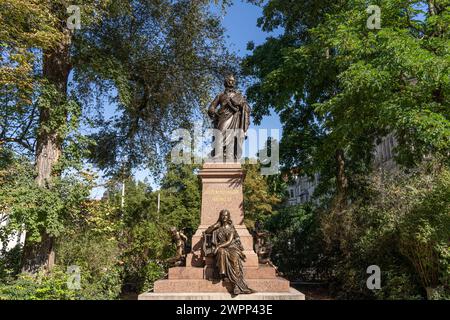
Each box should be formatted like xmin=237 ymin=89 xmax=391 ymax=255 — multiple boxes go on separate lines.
xmin=212 ymin=1 xmax=281 ymax=56
xmin=213 ymin=1 xmax=283 ymax=136
xmin=91 ymin=1 xmax=283 ymax=197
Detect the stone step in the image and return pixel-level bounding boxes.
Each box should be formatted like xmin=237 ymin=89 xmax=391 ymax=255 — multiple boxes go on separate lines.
xmin=139 ymin=288 xmax=306 ymax=300
xmin=154 ymin=278 xmax=290 ymax=293
xmin=168 ymin=265 xmax=278 ymax=280
xmin=204 ymin=265 xmax=277 ymax=280
xmin=245 ymin=265 xmax=277 ymax=278
xmin=168 ymin=267 xmax=204 ymax=279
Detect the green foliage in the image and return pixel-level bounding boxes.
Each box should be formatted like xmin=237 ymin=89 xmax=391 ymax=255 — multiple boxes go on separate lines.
xmin=56 ymin=230 xmax=123 ymax=300
xmin=373 ymin=271 xmax=423 ymax=300
xmin=242 ymin=0 xmax=449 ymax=300
xmin=140 ymin=261 xmax=166 ymax=293
xmin=79 ymin=0 xmax=238 ymax=174
xmin=0 ymin=151 xmax=94 ymax=245
xmin=0 ymin=267 xmax=77 ymax=300
xmin=264 ymin=204 xmax=327 ymax=280
xmin=426 ymin=285 xmax=450 ymax=300
xmin=0 ymin=0 xmax=62 ymax=108
xmin=265 ymin=160 xmax=449 ymax=300
xmin=243 ymin=161 xmax=281 ymax=227
xmin=397 ymin=165 xmax=450 ymax=291
xmin=119 ymin=221 xmax=170 ymax=294
xmin=158 ymin=162 xmax=202 ymax=233
xmin=0 ymin=223 xmax=123 ymax=300
xmin=0 ymin=244 xmax=22 ymax=281
xmin=0 ymin=150 xmax=122 ymax=299
xmin=2 ymin=0 xmax=236 ymax=274
xmin=1 ymin=0 xmax=448 ymax=301
xmin=322 ymin=161 xmax=450 ymax=299
xmin=243 ymin=0 xmax=450 ymax=194
xmin=103 ymin=162 xmax=201 ymax=293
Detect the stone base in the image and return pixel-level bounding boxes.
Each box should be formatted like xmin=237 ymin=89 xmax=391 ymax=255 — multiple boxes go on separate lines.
xmin=138 ymin=287 xmax=305 ymax=300
xmin=168 ymin=265 xmax=277 ymax=280
xmin=141 ymin=163 xmax=303 ymax=300
xmin=153 ymin=277 xmax=290 ymax=293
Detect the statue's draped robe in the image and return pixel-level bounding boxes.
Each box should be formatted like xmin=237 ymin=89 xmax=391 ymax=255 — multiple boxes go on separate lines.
xmin=213 ymin=225 xmax=252 ymax=294
xmin=211 ymin=89 xmax=250 ymax=160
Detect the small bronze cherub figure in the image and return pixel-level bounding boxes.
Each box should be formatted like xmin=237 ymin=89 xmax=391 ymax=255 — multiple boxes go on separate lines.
xmin=253 ymin=220 xmax=280 ymax=273
xmin=166 ymin=227 xmax=188 ymax=267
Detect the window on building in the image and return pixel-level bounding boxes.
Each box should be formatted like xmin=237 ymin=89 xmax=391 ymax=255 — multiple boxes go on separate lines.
xmin=290 ymin=189 xmax=294 ymax=198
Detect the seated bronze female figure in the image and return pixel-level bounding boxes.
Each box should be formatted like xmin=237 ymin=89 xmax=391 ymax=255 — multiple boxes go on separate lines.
xmin=204 ymin=209 xmax=254 ymax=295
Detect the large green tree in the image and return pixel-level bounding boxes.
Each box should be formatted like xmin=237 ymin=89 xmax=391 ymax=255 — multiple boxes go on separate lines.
xmin=243 ymin=0 xmax=449 ymax=208
xmin=0 ymin=0 xmax=235 ymax=272
xmin=242 ymin=0 xmax=449 ymax=298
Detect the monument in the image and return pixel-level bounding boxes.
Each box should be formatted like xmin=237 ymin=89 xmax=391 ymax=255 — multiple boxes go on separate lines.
xmin=138 ymin=75 xmax=304 ymax=300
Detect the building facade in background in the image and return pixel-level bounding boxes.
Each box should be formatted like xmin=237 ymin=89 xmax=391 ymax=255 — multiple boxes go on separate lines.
xmin=287 ymin=134 xmax=398 ymax=205
xmin=372 ymin=133 xmax=397 ymax=170
xmin=0 ymin=215 xmax=25 ymax=252
xmin=287 ymin=173 xmax=320 ymax=206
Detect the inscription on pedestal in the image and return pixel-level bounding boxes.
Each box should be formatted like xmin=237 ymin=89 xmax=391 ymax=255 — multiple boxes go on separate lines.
xmin=203 ymin=189 xmax=240 ymax=203
xmin=200 ymin=174 xmax=244 ymax=226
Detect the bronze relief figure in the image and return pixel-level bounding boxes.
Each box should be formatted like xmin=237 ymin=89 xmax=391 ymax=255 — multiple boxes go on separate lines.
xmin=204 ymin=209 xmax=254 ymax=295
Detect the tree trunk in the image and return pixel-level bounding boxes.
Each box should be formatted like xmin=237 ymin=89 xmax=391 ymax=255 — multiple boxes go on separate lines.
xmin=428 ymin=0 xmax=437 ymax=16
xmin=334 ymin=148 xmax=348 ymax=212
xmin=35 ymin=36 xmax=71 ymax=184
xmin=22 ymin=30 xmax=72 ymax=273
xmin=21 ymin=234 xmax=55 ymax=274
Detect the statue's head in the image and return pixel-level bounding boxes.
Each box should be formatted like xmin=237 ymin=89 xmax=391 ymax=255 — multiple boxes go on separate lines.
xmin=219 ymin=209 xmax=232 ymax=225
xmin=170 ymin=226 xmax=177 ymax=236
xmin=224 ymin=74 xmax=236 ymax=89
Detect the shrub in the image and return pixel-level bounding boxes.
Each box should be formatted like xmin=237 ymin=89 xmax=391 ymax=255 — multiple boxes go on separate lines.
xmin=0 ymin=267 xmax=77 ymax=300
xmin=264 ymin=204 xmax=329 ymax=280
xmin=0 ymin=244 xmax=22 ymax=281
xmin=398 ymin=168 xmax=450 ymax=294
xmin=324 ymin=161 xmax=450 ymax=299
xmin=56 ymin=229 xmax=123 ymax=300
xmin=119 ymin=221 xmax=171 ymax=294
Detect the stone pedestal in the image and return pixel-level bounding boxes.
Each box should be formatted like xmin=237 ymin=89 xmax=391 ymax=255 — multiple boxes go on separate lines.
xmin=190 ymin=162 xmax=258 ymax=268
xmin=138 ymin=162 xmax=304 ymax=300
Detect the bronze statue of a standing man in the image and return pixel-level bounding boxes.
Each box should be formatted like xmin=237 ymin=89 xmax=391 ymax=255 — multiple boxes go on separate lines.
xmin=208 ymin=75 xmax=251 ymax=162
